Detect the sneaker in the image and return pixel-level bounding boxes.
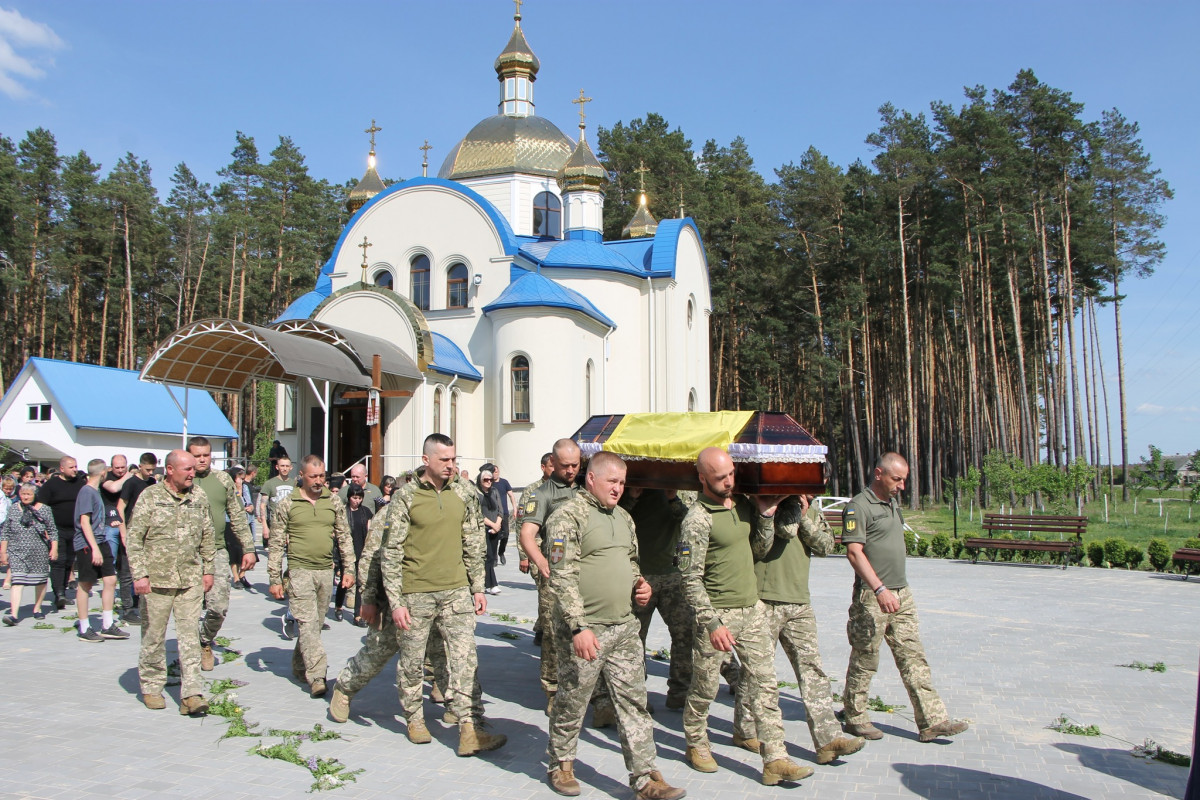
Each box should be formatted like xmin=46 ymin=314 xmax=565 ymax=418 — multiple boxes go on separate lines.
xmin=122 ymin=609 xmax=142 ymax=624
xmin=78 ymin=628 xmax=103 ymax=643
xmin=100 ymin=624 xmax=130 ymax=640
xmin=32 ymin=611 xmax=45 ymax=621
xmin=282 ymin=615 xmax=296 ymax=640
xmin=499 ymin=554 xmax=506 ymax=566
xmin=321 ymin=622 xmax=331 ymax=631
xmin=2 ymin=614 xmax=17 ymax=627
xmin=55 ymin=596 xmax=67 ymax=610
xmin=488 ymin=586 xmax=501 ymax=595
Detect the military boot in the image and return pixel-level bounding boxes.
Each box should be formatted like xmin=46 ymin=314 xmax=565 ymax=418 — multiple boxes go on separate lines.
xmin=457 ymin=722 xmax=507 ymax=756
xmin=200 ymin=643 xmax=215 ymax=671
xmin=843 ymin=721 xmax=884 ymax=740
xmin=142 ymin=693 xmax=166 ymax=710
xmin=762 ymin=758 xmax=813 ymax=786
xmin=685 ymin=745 xmax=718 ymax=773
xmin=547 ymin=761 xmax=581 ymax=796
xmin=732 ymin=733 xmax=761 ymax=753
xmin=430 ymin=683 xmax=446 ymax=703
xmin=406 ymin=717 xmax=432 ymax=744
xmin=179 ymin=695 xmax=209 ymax=716
xmin=329 ymin=687 xmax=350 ymax=723
xmin=816 ymin=735 xmax=866 ymax=763
xmin=919 ymin=719 xmax=969 ymax=743
xmin=591 ymin=702 xmax=617 ymax=729
xmin=635 ymin=771 xmax=687 ymax=800
xmin=310 ymin=678 xmax=327 ymax=698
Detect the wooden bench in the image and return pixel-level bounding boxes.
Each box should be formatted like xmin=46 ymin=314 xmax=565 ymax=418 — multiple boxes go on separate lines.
xmin=963 ymin=513 xmax=1087 ymax=570
xmin=1172 ymin=548 xmax=1200 ymax=579
xmin=823 ymin=510 xmax=844 ymax=545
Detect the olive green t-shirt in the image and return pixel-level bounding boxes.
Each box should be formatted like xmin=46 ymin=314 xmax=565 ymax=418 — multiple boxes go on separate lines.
xmin=576 ymin=503 xmax=637 ymax=626
xmin=699 ymin=495 xmax=760 ymax=610
xmin=283 ymin=489 xmax=337 ymax=571
xmin=521 ymin=477 xmax=577 ymax=556
xmin=193 ymin=471 xmax=231 ymax=544
xmin=756 ymin=531 xmax=813 ymax=605
xmin=402 ymin=484 xmax=469 ymax=594
xmin=624 ymin=489 xmax=687 ymax=576
xmin=842 ymin=487 xmax=907 ymax=589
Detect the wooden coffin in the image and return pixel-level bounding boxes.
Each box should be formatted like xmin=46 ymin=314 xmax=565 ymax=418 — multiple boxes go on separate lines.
xmin=572 ymin=412 xmax=828 ymax=495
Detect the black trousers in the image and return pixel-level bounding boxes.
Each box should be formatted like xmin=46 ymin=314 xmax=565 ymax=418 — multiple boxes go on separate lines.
xmin=50 ymin=528 xmax=75 ymax=602
xmin=485 ymin=530 xmax=500 ymax=589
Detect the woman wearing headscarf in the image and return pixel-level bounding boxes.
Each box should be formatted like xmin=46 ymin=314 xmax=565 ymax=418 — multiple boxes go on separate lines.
xmin=477 ymin=468 xmax=504 ymax=595
xmin=1 ymin=483 xmax=56 ymax=624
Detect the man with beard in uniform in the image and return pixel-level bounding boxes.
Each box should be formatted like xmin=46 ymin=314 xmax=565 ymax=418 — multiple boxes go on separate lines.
xmin=187 ymin=437 xmax=256 ymax=671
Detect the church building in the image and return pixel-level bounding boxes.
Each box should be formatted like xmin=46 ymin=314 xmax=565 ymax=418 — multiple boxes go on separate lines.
xmin=141 ymin=8 xmax=711 ymax=485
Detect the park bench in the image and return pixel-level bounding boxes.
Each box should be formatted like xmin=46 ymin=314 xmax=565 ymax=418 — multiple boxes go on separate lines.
xmin=822 ymin=509 xmax=844 ymax=545
xmin=964 ymin=513 xmax=1087 ymax=570
xmin=1171 ymin=547 xmax=1200 ymax=579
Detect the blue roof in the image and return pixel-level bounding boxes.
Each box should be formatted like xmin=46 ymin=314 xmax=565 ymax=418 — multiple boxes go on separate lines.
xmin=519 ymin=239 xmax=651 ymax=276
xmin=428 ymin=332 xmax=482 ymax=380
xmin=10 ymin=358 xmax=236 ymax=438
xmin=483 ymin=271 xmax=616 ymax=328
xmin=275 ymin=290 xmax=326 ymax=323
xmin=649 ymin=218 xmax=706 ymax=276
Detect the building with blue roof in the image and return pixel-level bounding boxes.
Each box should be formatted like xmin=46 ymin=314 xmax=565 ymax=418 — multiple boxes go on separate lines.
xmin=137 ymin=8 xmax=711 ymax=486
xmin=0 ymin=358 xmax=236 ymax=470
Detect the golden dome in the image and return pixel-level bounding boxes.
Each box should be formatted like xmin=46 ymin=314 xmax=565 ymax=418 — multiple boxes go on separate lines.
xmin=347 ymin=161 xmax=386 ymax=214
xmin=622 ymin=195 xmax=658 ymax=239
xmin=494 ymin=15 xmax=540 ymax=78
xmin=558 ymin=136 xmax=606 ymax=193
xmin=438 ymin=115 xmax=573 ymax=181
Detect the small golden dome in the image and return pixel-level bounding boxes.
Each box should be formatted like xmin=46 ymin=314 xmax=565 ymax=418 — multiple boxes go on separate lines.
xmin=558 ymin=136 xmax=606 ymax=193
xmin=494 ymin=14 xmax=540 ymax=78
xmin=622 ymin=194 xmax=658 ymax=239
xmin=347 ymin=161 xmax=386 ymax=214
xmin=438 ymin=115 xmax=573 ymax=181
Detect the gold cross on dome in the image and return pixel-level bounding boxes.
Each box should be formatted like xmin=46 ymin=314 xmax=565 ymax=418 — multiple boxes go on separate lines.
xmin=678 ymin=185 xmax=685 ymax=218
xmin=634 ymin=160 xmax=650 ymax=194
xmin=572 ymin=89 xmax=592 ymax=132
xmin=514 ymin=0 xmax=523 ymax=21
xmin=420 ymin=139 xmax=432 ymax=176
xmin=365 ymin=119 xmax=382 ymax=153
xmin=358 ymin=236 xmax=373 ymax=283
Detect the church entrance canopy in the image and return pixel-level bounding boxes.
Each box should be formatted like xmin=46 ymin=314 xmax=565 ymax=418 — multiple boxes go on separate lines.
xmin=140 ymin=317 xmax=422 ymax=465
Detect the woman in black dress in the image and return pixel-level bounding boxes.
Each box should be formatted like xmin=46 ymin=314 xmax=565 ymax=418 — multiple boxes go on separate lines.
xmin=335 ymin=483 xmax=373 ymax=625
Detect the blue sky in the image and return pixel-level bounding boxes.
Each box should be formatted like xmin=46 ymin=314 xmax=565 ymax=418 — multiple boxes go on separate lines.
xmin=2 ymin=0 xmax=1197 ymax=463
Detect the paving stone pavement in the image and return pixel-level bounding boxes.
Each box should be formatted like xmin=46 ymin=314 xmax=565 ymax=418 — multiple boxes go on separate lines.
xmin=0 ymin=553 xmax=1194 ymax=799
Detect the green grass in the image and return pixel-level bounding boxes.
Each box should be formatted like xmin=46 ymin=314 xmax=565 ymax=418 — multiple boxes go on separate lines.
xmin=1048 ymin=715 xmax=1102 ymax=736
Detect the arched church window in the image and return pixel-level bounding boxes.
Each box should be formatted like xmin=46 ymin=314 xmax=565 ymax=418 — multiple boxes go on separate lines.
xmin=373 ymin=269 xmax=394 ymax=290
xmin=687 ymin=297 xmax=694 ymax=329
xmin=449 ymin=390 xmax=459 ymax=441
xmin=447 ymin=263 xmax=469 ymax=309
xmin=533 ymin=191 xmax=561 ymax=238
xmin=411 ymin=255 xmax=430 ymax=310
xmin=585 ymin=360 xmax=594 ymax=419
xmin=511 ymin=355 xmax=530 ymax=422
xmin=432 ymin=386 xmax=442 ymax=433
xmin=688 ymin=388 xmax=697 ymax=412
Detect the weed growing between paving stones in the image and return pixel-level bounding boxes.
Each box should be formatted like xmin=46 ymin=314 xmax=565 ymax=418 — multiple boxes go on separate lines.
xmin=1118 ymin=660 xmax=1167 ymax=672
xmin=58 ymin=625 xmax=74 ymax=633
xmin=1048 ymin=715 xmax=1102 ymax=736
xmin=495 ymin=631 xmax=520 ymax=640
xmin=490 ymin=612 xmax=519 ymax=623
xmin=867 ymin=696 xmax=906 ymax=713
xmin=649 ymin=648 xmax=670 ymax=661
xmin=778 ymin=680 xmax=799 ymax=689
xmin=208 ymin=677 xmax=249 ymax=693
xmin=221 ymin=648 xmax=243 ymax=663
xmin=32 ymin=622 xmax=55 ymax=629
xmin=1133 ymin=739 xmax=1191 ymax=767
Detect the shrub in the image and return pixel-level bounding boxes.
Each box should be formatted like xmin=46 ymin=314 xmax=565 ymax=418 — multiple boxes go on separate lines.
xmin=915 ymin=536 xmax=930 ymax=557
xmin=930 ymin=533 xmax=951 ymax=558
xmin=1147 ymin=539 xmax=1172 ymax=572
xmin=995 ymin=532 xmax=1016 ymax=561
xmin=1174 ymin=537 xmax=1200 ymax=576
xmin=1103 ymin=537 xmax=1128 ymax=568
xmin=950 ymin=538 xmax=965 ymax=559
xmin=1087 ymin=541 xmax=1105 ymax=568
xmin=903 ymin=530 xmax=917 ymax=555
xmin=1125 ymin=547 xmax=1145 ymax=570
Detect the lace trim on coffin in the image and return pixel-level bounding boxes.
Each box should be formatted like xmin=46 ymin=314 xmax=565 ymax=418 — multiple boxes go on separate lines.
xmin=578 ymin=441 xmax=827 ymax=463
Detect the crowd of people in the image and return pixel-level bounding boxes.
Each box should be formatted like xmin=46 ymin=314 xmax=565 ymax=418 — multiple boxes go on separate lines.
xmin=0 ymin=434 xmax=968 ymax=797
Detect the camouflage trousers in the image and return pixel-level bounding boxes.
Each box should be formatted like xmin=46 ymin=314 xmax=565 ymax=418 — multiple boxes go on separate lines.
xmin=733 ymin=601 xmax=841 ymax=749
xmin=397 ymin=587 xmax=478 ymax=726
xmin=634 ymin=572 xmax=695 ymax=705
xmin=548 ymin=617 xmax=658 ymax=791
xmin=425 ymin=625 xmax=484 ymax=720
xmin=139 ymin=583 xmax=204 ymax=698
xmin=289 ymin=568 xmax=333 ymax=682
xmin=199 ymin=548 xmax=231 ymax=645
xmin=844 ymin=584 xmax=947 ymax=731
xmin=335 ymin=613 xmax=401 ymax=697
xmin=683 ymin=601 xmax=787 ymax=762
xmin=534 ymin=569 xmax=557 ymax=694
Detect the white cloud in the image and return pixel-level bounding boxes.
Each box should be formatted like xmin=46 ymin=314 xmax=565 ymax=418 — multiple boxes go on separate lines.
xmin=1135 ymin=403 xmax=1200 ymax=417
xmin=0 ymin=7 xmax=64 ymax=100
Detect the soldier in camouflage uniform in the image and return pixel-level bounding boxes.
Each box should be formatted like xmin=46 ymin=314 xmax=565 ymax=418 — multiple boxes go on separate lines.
xmin=187 ymin=437 xmax=256 ymax=671
xmin=515 ymin=453 xmax=552 ymax=644
xmin=622 ymin=487 xmax=695 ymax=711
xmin=545 ymin=452 xmax=685 ymax=800
xmin=127 ymin=450 xmax=215 ymax=716
xmin=517 ymin=440 xmax=580 ymax=704
xmin=381 ymin=433 xmax=506 ymax=756
xmin=842 ymin=453 xmax=968 ymax=743
xmin=268 ymin=455 xmax=355 ymax=697
xmin=731 ymin=495 xmax=865 ymax=763
xmin=679 ymin=447 xmax=813 ymax=786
